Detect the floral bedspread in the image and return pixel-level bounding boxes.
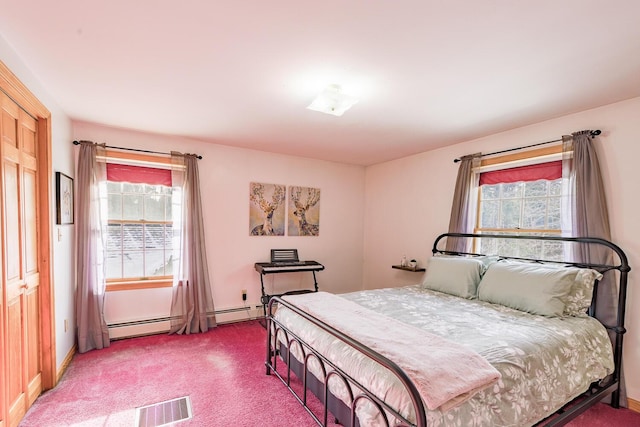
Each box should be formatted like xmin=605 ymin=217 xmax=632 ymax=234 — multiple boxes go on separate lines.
xmin=274 ymin=285 xmax=614 ymax=427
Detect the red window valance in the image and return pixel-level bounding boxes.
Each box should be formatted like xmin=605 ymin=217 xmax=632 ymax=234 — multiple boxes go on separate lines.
xmin=106 ymin=163 xmax=172 ymax=186
xmin=479 ymin=160 xmax=562 ymax=185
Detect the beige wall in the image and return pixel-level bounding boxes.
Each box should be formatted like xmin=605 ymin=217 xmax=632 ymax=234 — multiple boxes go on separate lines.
xmin=72 ymin=121 xmax=366 ymax=333
xmin=363 ymin=96 xmax=640 ymax=402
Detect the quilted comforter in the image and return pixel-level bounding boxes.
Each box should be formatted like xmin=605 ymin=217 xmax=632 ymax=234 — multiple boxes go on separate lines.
xmin=274 ymin=285 xmax=614 ymax=427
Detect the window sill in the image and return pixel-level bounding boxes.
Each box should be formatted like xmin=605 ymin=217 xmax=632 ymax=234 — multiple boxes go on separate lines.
xmin=106 ymin=279 xmax=173 ymax=292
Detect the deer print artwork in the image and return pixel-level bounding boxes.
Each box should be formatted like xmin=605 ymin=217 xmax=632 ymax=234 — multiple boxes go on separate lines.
xmin=288 ymin=186 xmax=320 ymax=236
xmin=249 ymin=182 xmax=285 ymax=236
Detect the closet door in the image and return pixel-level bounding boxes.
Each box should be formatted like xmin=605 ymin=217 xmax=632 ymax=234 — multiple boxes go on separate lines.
xmin=1 ymin=91 xmax=41 ymax=427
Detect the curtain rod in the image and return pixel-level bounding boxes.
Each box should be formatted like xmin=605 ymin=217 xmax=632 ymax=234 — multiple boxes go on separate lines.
xmin=452 ymin=129 xmax=601 ymax=163
xmin=72 ymin=140 xmax=203 ymax=160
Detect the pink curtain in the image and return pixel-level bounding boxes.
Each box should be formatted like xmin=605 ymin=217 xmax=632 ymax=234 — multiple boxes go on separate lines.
xmin=76 ymin=141 xmax=110 ymax=353
xmin=169 ymin=153 xmax=216 ymax=334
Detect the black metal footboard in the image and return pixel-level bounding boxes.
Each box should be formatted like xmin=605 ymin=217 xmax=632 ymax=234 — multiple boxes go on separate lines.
xmin=265 ymin=296 xmax=427 ymax=427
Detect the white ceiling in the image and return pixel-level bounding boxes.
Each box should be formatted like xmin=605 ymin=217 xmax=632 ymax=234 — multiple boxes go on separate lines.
xmin=1 ymin=1 xmax=639 ymax=166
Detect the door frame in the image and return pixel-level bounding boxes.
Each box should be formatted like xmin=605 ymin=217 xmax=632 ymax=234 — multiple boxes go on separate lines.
xmin=0 ymin=60 xmax=55 ymax=396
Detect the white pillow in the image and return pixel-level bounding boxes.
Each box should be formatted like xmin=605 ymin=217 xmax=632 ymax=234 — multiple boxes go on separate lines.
xmin=422 ymin=256 xmax=485 ymax=299
xmin=477 ymin=261 xmax=577 ymax=317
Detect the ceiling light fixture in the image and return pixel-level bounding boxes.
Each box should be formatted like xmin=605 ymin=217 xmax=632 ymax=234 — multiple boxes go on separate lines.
xmin=307 ymin=84 xmax=358 ymax=117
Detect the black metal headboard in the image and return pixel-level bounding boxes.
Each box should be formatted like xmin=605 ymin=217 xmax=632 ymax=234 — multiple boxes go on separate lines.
xmin=432 ymin=232 xmax=631 ymax=411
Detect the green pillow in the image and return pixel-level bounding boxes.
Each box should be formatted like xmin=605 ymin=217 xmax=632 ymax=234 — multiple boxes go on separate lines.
xmin=478 ymin=261 xmax=577 ymax=317
xmin=563 ymin=268 xmax=602 ymax=317
xmin=422 ymin=256 xmax=485 ymax=299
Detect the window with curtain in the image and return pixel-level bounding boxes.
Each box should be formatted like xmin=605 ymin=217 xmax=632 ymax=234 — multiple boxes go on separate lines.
xmin=76 ymin=142 xmax=214 ymax=345
xmin=474 ymin=158 xmax=568 ymax=260
xmin=104 ymin=162 xmax=179 ymax=290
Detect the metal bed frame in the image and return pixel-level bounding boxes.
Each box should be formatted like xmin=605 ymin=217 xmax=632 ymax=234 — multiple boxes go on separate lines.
xmin=265 ymin=233 xmax=631 ymax=427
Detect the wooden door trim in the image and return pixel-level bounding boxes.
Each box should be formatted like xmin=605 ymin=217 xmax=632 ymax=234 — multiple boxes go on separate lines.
xmin=0 ymin=61 xmax=55 ymax=395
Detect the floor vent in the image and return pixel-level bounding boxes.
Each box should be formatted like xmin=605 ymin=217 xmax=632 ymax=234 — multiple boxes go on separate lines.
xmin=135 ymin=396 xmax=193 ymax=427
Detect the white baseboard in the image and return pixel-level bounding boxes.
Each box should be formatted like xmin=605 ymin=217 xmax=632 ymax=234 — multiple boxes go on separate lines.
xmin=108 ymin=320 xmax=171 ymax=340
xmin=216 ymin=305 xmax=262 ymax=324
xmin=107 ymin=305 xmax=262 ymax=339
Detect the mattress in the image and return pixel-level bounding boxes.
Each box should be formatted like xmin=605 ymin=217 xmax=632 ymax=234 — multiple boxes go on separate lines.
xmin=274 ymin=285 xmax=614 ymax=427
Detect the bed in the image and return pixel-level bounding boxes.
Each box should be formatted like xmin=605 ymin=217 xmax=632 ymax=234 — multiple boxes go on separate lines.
xmin=265 ymin=233 xmax=630 ymax=427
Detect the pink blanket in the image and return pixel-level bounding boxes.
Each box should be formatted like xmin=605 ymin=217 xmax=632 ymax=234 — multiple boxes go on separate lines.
xmin=283 ymin=292 xmax=500 ymax=411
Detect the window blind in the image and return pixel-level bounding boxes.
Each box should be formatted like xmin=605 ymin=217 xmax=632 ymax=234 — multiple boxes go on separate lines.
xmin=479 ymin=160 xmax=561 ymax=185
xmin=106 ymin=163 xmax=172 ymax=186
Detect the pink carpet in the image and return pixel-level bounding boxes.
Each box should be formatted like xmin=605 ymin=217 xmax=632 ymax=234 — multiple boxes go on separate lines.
xmin=19 ymin=320 xmax=640 ymax=426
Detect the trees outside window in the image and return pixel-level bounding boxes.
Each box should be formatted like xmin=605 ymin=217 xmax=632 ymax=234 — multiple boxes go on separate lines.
xmin=474 ymin=159 xmax=566 ymax=260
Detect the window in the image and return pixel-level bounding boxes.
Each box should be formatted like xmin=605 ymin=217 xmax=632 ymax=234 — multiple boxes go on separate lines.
xmin=474 ymin=157 xmax=567 ymax=260
xmin=104 ymin=162 xmax=177 ymax=289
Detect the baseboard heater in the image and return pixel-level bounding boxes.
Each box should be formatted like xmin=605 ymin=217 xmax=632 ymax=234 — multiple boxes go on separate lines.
xmin=107 ymin=305 xmax=262 ymax=339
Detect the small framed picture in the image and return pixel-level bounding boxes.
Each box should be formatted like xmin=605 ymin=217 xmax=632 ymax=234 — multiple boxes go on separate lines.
xmin=56 ymin=172 xmax=74 ymax=225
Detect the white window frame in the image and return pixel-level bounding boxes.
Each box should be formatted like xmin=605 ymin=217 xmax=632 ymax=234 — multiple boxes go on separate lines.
xmin=105 ymin=181 xmax=174 ymax=288
xmin=469 ymin=146 xmax=571 ymax=258
xmin=98 ymin=150 xmax=180 ymax=292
